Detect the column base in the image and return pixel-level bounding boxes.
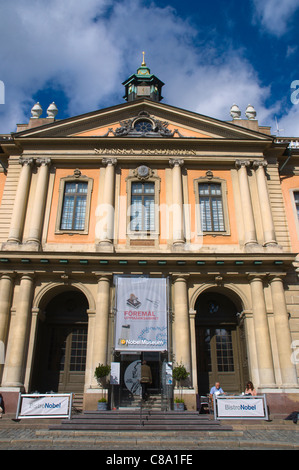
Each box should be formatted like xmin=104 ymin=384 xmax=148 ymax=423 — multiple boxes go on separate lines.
xmin=24 ymin=240 xmax=41 ymax=251
xmin=2 ymin=240 xmax=21 ymax=251
xmin=95 ymin=241 xmax=114 ymax=252
xmin=172 ymin=241 xmax=186 ymax=251
xmin=261 ymin=389 xmax=299 ymax=418
xmin=0 ymin=387 xmax=24 ymax=414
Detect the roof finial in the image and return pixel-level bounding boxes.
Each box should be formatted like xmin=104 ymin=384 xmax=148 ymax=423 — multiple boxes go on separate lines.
xmin=142 ymin=51 xmax=146 ymax=66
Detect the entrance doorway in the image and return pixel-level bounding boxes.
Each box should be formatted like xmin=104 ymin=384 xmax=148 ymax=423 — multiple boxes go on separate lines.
xmin=113 ymin=352 xmax=170 ymax=409
xmin=31 ymin=290 xmax=88 ymax=394
xmin=195 ymin=290 xmax=248 ymax=395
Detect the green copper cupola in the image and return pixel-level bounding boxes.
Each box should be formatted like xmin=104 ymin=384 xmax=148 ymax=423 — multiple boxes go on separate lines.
xmin=122 ymin=52 xmax=164 ymax=102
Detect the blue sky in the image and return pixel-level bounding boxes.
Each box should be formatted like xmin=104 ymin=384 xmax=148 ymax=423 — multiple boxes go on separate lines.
xmin=0 ymin=0 xmax=299 ymax=135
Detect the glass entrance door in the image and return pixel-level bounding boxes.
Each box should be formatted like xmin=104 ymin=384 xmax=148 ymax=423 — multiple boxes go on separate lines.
xmin=113 ymin=352 xmax=171 ymax=409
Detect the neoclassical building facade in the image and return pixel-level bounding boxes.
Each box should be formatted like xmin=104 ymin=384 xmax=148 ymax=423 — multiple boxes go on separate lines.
xmin=0 ymin=60 xmax=298 ymax=415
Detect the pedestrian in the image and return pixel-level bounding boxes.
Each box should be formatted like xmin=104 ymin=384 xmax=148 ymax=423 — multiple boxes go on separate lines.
xmin=140 ymin=360 xmax=152 ymax=400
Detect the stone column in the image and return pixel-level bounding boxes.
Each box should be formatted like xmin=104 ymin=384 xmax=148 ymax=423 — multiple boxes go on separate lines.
xmin=26 ymin=158 xmax=51 ymax=248
xmin=97 ymin=158 xmax=117 ymax=247
xmin=173 ymin=275 xmax=191 ymax=374
xmin=235 ymin=160 xmax=257 ymax=246
xmin=1 ymin=274 xmax=34 ymax=388
xmin=7 ymin=158 xmax=33 ymax=244
xmin=92 ymin=274 xmax=111 ymax=384
xmin=0 ymin=274 xmax=14 ymax=376
xmin=249 ymin=275 xmax=275 ymax=387
xmin=169 ymin=159 xmax=185 ymax=246
xmin=253 ymin=161 xmax=277 ymax=246
xmin=269 ymin=276 xmax=298 ymax=386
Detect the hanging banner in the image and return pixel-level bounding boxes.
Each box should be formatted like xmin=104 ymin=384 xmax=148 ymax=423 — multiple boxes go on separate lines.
xmin=115 ymin=276 xmax=168 ymax=351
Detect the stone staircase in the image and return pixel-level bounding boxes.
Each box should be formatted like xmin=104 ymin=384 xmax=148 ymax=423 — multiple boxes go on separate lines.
xmin=49 ymin=409 xmax=232 ymax=431
xmin=118 ymin=393 xmax=164 ymax=410
xmin=72 ymin=393 xmax=84 ymax=413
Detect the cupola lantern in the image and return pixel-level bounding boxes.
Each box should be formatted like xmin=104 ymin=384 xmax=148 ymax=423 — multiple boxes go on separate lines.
xmin=122 ymin=52 xmax=164 ymax=102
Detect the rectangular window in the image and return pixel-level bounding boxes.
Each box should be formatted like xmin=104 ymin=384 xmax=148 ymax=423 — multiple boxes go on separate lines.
xmin=130 ymin=182 xmax=155 ymax=232
xmin=60 ymin=182 xmax=88 ymax=231
xmin=199 ymin=183 xmax=224 ymax=232
xmin=215 ymin=329 xmax=234 ymax=372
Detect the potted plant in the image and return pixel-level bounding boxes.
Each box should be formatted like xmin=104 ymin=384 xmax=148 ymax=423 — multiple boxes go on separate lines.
xmin=97 ymin=397 xmax=108 ymax=411
xmin=94 ymin=363 xmax=111 ymax=410
xmin=172 ymin=363 xmax=189 ymax=411
xmin=174 ymin=397 xmax=185 ymax=411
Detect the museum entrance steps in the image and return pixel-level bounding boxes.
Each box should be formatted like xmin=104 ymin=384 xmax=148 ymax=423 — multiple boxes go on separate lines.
xmin=49 ymin=409 xmax=233 ymax=431
xmin=118 ymin=393 xmax=163 ymax=410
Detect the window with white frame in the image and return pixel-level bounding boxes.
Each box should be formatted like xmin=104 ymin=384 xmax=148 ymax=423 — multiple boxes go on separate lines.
xmin=198 ymin=182 xmax=225 ymax=232
xmin=126 ymin=167 xmax=160 ymax=239
xmin=194 ymin=174 xmax=230 ymax=235
xmin=55 ymin=173 xmax=93 ymax=234
xmin=60 ymin=181 xmax=88 ymax=231
xmin=130 ymin=181 xmax=155 ymax=232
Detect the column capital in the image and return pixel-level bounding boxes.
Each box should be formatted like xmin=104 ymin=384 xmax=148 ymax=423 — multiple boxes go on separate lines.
xmin=0 ymin=272 xmax=15 ymax=281
xmin=102 ymin=157 xmax=117 ymax=166
xmin=171 ymin=273 xmax=190 ymax=282
xmin=19 ymin=157 xmax=33 ymax=166
xmin=36 ymin=157 xmax=51 ymax=166
xmin=19 ymin=272 xmax=35 ymax=281
xmin=169 ymin=158 xmax=184 ymax=168
xmin=253 ymin=160 xmax=267 ymax=169
xmin=235 ymin=159 xmax=251 ymax=169
xmin=93 ymin=272 xmax=113 ymax=282
xmin=247 ymin=272 xmax=267 ymax=283
xmin=189 ymin=308 xmax=196 ymax=318
xmin=268 ymin=273 xmax=286 ymax=283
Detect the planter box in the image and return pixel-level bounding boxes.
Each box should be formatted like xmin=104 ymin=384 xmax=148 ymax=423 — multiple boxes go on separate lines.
xmin=97 ymin=402 xmax=108 ymax=411
xmin=174 ymin=402 xmax=185 ymax=411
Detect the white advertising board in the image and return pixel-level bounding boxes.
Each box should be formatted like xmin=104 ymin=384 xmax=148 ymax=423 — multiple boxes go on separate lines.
xmin=214 ymin=395 xmax=268 ymax=420
xmin=16 ymin=393 xmax=73 ymax=419
xmin=115 ymin=276 xmax=168 ymax=351
xmin=110 ymin=362 xmax=120 ymax=385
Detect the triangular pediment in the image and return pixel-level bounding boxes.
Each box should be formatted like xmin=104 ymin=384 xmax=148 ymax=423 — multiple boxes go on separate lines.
xmin=13 ymin=99 xmax=272 ymax=142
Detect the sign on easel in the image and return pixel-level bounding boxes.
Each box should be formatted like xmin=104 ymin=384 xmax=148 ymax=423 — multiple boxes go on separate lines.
xmin=16 ymin=393 xmax=73 ymax=419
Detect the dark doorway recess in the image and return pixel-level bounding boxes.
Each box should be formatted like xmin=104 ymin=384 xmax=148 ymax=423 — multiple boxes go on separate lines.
xmin=31 ymin=290 xmax=88 ymax=394
xmin=195 ymin=290 xmax=248 ymax=395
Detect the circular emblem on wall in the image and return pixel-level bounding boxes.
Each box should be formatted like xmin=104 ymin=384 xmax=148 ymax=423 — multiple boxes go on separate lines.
xmin=124 ymin=360 xmax=141 ymax=395
xmin=137 ymin=165 xmax=149 ymax=178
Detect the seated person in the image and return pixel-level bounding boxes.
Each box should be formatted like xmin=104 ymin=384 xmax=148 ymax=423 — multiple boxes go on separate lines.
xmin=209 ymin=382 xmax=224 ymax=399
xmin=245 ymin=381 xmax=257 ymax=396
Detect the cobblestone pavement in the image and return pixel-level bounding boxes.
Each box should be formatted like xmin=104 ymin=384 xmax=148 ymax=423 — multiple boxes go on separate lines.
xmin=0 ymin=418 xmax=299 ymax=450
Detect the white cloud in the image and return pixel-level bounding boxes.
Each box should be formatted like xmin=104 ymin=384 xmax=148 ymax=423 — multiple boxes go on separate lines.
xmin=252 ymin=0 xmax=299 ymax=37
xmin=0 ymin=0 xmax=292 ymax=135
